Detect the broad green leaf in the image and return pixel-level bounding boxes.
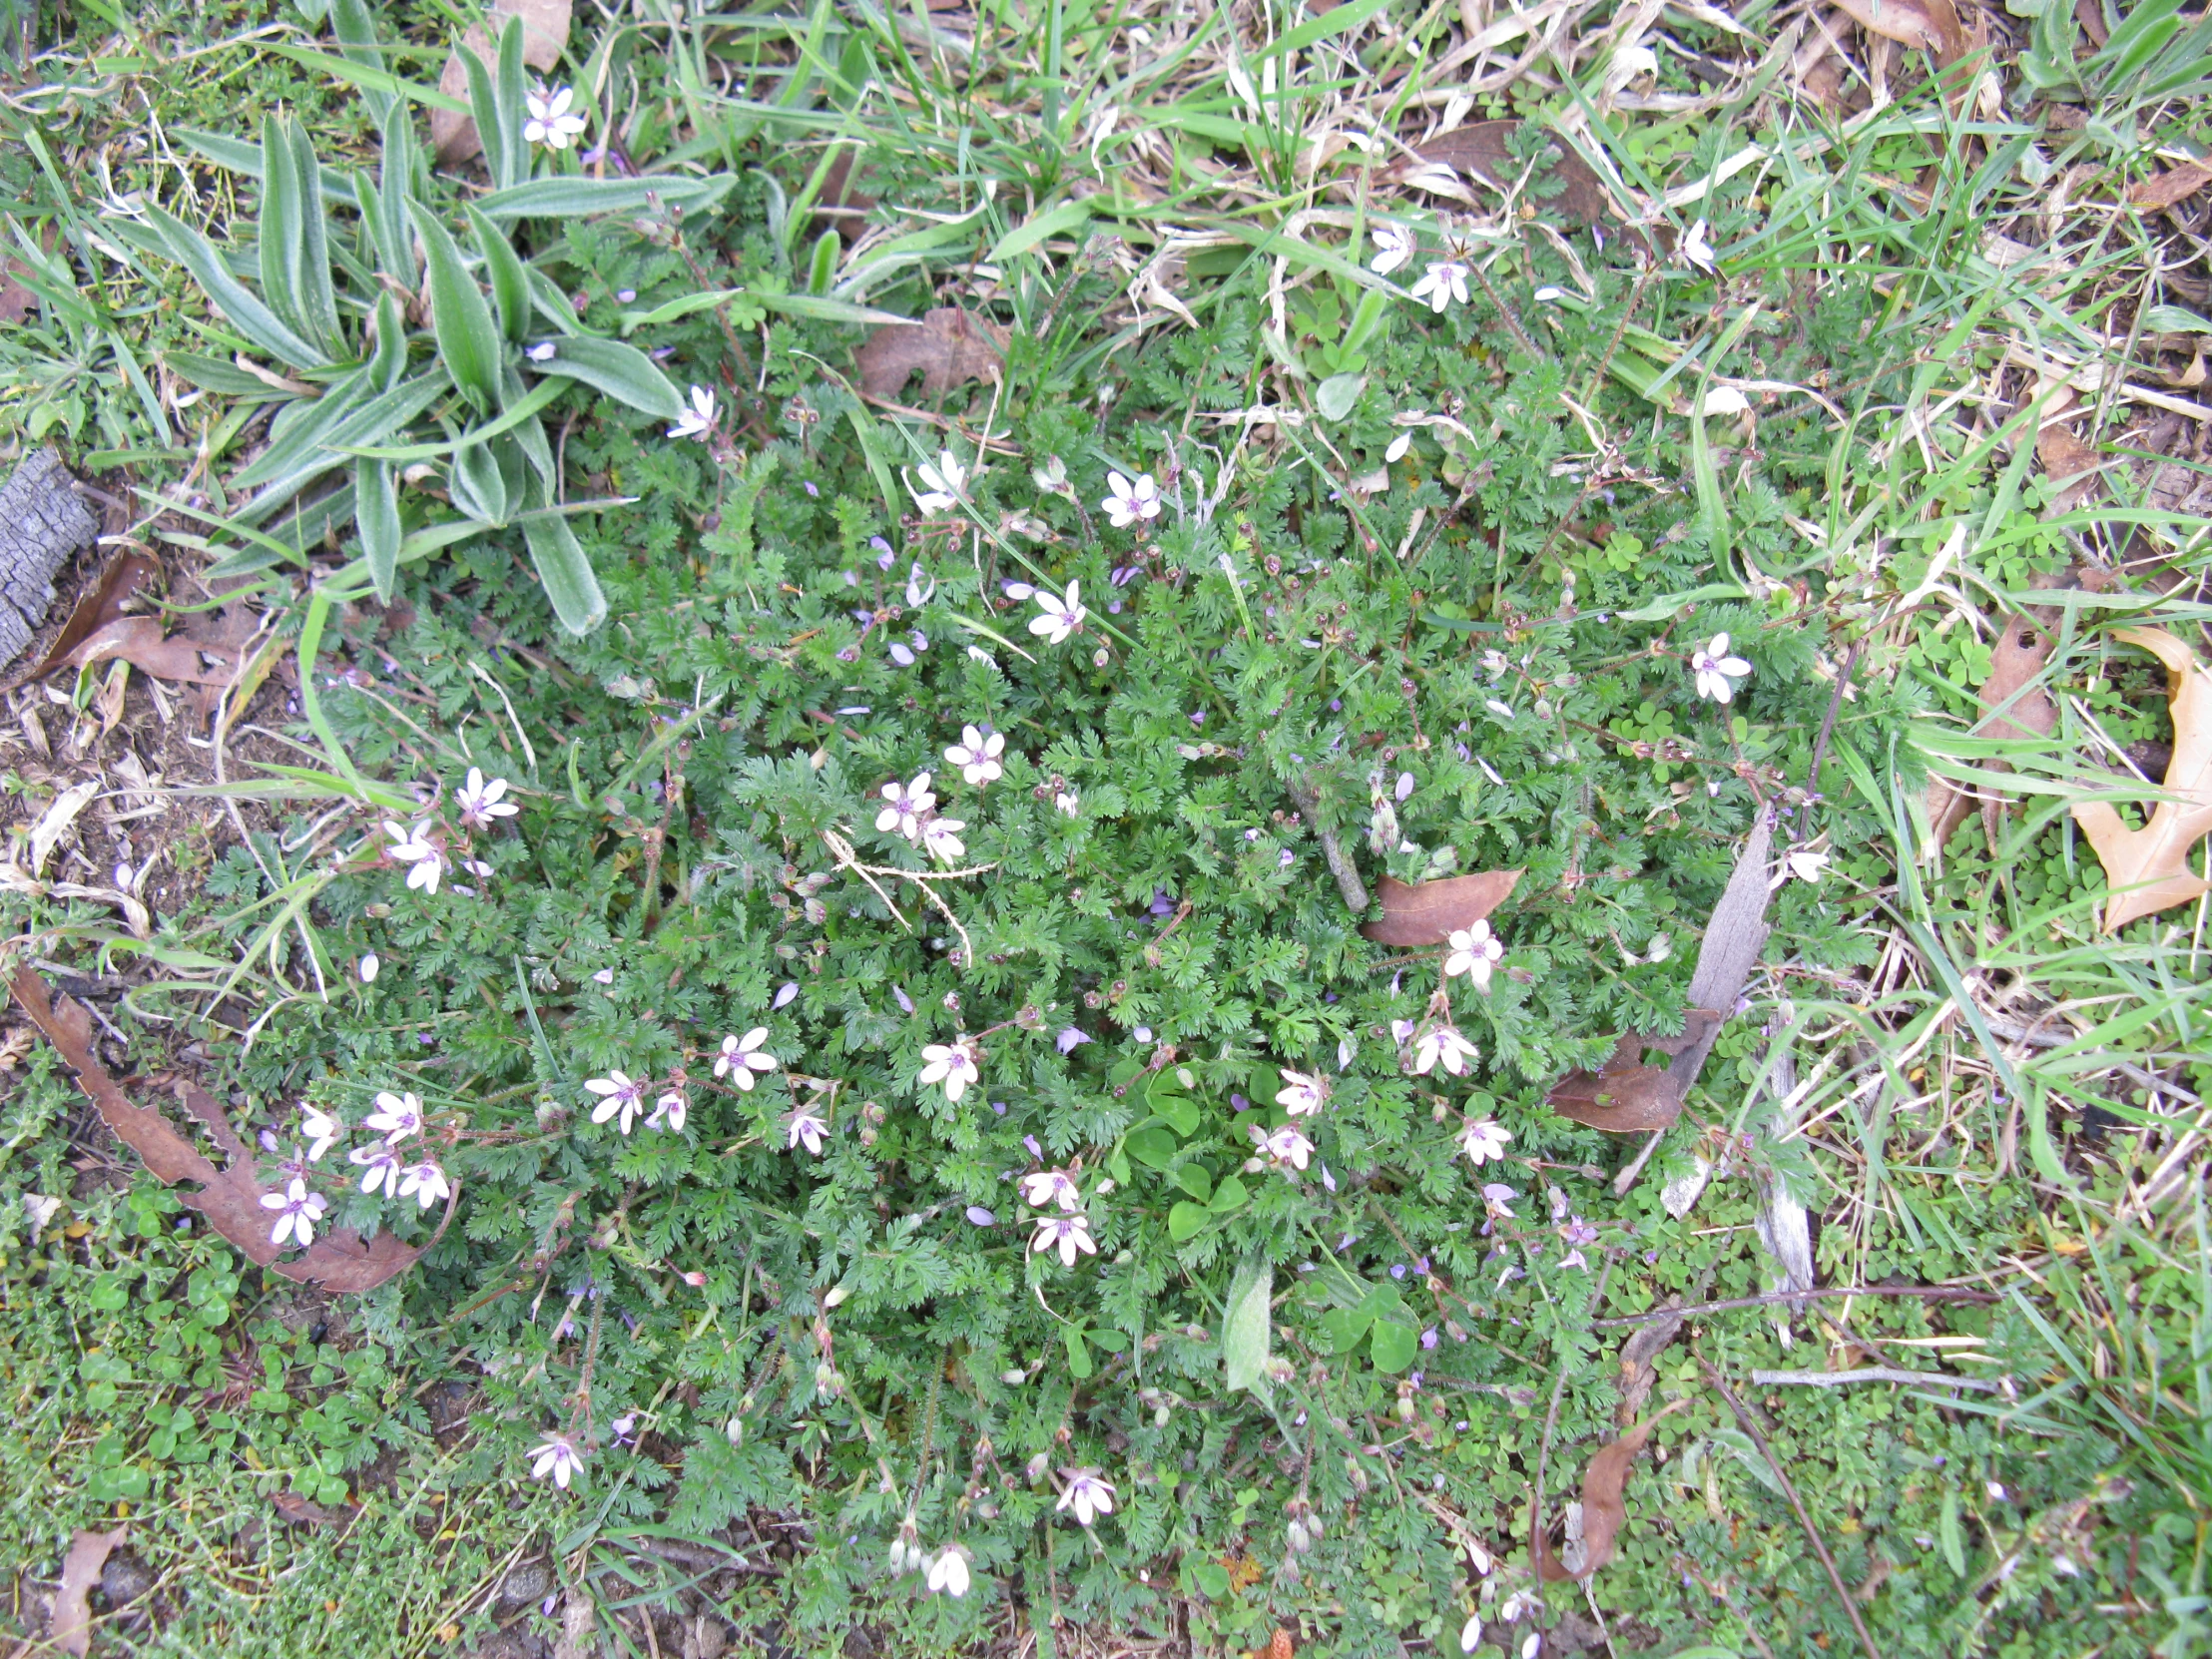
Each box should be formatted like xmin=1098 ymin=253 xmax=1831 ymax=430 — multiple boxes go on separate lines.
xmin=1222 ymin=1258 xmax=1273 ymax=1397
xmin=1086 ymin=1328 xmax=1127 ymax=1354
xmin=532 ymin=335 xmax=685 ymax=420
xmin=1167 ymin=1201 xmax=1213 ymax=1243
xmin=1125 ymin=1126 xmax=1178 ymax=1170
xmin=1148 ymin=1092 xmax=1202 ymax=1137
xmin=522 ymin=509 xmax=608 ymax=635
xmin=1174 ymin=1165 xmax=1214 ymax=1203
xmin=365 ymin=291 xmax=405 ymax=392
xmin=460 ymin=38 xmax=512 ymax=198
xmin=144 ymin=203 xmax=328 ymax=368
xmin=1369 ymin=1319 xmax=1419 ymax=1374
xmin=284 ymin=115 xmax=342 ymax=352
xmin=412 ymin=207 xmax=502 ymax=411
xmin=231 ymin=368 xmax=372 ymax=491
xmin=1063 ymin=1327 xmax=1092 ymax=1379
xmin=1208 ymin=1175 xmax=1249 ymax=1214
xmin=1105 ymin=1144 xmax=1131 ymax=1185
xmin=465 ymin=203 xmax=530 ymax=343
xmin=475 ymin=175 xmax=739 ymax=220
xmin=1317 ymin=371 xmax=1366 ymax=421
xmin=1185 ymin=1561 xmax=1231 ymax=1600
xmin=356 ymin=457 xmax=400 ymax=601
xmin=1319 ymin=1306 xmax=1372 ymax=1355
xmin=988 ymin=198 xmax=1091 ymax=264
xmin=450 ymin=439 xmax=513 ymax=525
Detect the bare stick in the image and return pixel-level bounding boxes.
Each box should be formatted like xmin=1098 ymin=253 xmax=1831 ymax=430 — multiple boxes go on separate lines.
xmin=1286 ymin=776 xmax=1370 ymax=913
xmin=1698 ymin=1358 xmax=1884 ymax=1659
xmin=1591 ymin=1285 xmax=1996 ymax=1328
xmin=1752 ymin=1367 xmax=1999 ymax=1392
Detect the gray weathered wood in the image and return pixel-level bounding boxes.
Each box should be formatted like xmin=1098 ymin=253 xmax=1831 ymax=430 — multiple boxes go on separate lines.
xmin=0 ymin=447 xmax=98 ymax=671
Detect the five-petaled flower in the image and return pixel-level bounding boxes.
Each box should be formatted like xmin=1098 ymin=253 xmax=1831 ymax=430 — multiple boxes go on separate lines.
xmin=522 ymin=83 xmax=588 ymax=150
xmin=1030 ymin=1212 xmax=1097 ymax=1267
xmin=787 ymin=1105 xmax=828 ymax=1156
xmin=925 ymin=1547 xmax=970 ymax=1598
xmin=910 ymin=450 xmax=967 ymax=513
xmin=351 ymin=1141 xmax=402 ymax=1199
xmin=299 ymin=1105 xmax=342 ymax=1162
xmin=920 ymin=816 xmax=966 ymax=862
xmin=1779 ymin=847 xmax=1829 ymax=886
xmin=1443 ymin=920 xmax=1504 ymax=991
xmin=944 ymin=725 xmax=1005 ymax=788
xmin=1412 ymin=1023 xmax=1479 ymax=1077
xmin=261 ymin=1179 xmax=327 ymax=1249
xmin=1679 ymin=217 xmax=1717 ymax=275
xmin=455 ymin=767 xmax=519 ymax=830
xmin=365 ymin=1090 xmax=423 ymax=1142
xmin=1370 ymin=221 xmax=1415 ymax=276
xmin=1100 ymin=470 xmax=1162 ymax=529
xmin=1021 ymin=1168 xmax=1082 ymax=1213
xmin=647 ymin=1089 xmax=688 ymax=1133
xmin=1275 ymin=1068 xmax=1328 ymax=1117
xmin=1457 ymin=1118 xmax=1513 ymax=1167
xmin=1691 ymin=633 xmax=1752 ymax=703
xmin=384 ymin=822 xmax=444 ymax=894
xmin=875 ymin=775 xmax=935 ymax=841
xmin=668 ymin=384 xmax=718 ymax=442
xmin=1056 ymin=1467 xmax=1115 ymax=1526
xmin=918 ymin=1038 xmax=980 ymax=1102
xmin=1054 ymin=789 xmax=1080 ymax=817
xmin=715 ymin=1028 xmax=779 ymax=1089
xmin=1260 ymin=1124 xmax=1314 ymax=1171
xmin=398 ymin=1159 xmax=450 ymax=1210
xmin=1409 ymin=260 xmax=1470 ymax=313
xmin=530 ymin=1432 xmax=585 ymax=1488
xmin=1027 ymin=582 xmax=1086 ymax=645
xmin=586 ymin=1070 xmax=649 ymax=1135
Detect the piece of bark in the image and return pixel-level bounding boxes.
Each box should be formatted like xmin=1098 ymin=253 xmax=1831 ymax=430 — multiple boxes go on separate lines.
xmin=1285 ymin=774 xmax=1370 ymax=913
xmin=0 ymin=448 xmax=99 ymax=673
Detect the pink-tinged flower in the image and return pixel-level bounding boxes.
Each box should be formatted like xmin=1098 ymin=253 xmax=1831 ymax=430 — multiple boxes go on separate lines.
xmin=260 ymin=1179 xmax=327 ymax=1249
xmin=1443 ymin=920 xmax=1504 ymax=991
xmin=1409 ymin=260 xmax=1469 ymax=312
xmin=920 ymin=816 xmax=966 ymax=862
xmin=1100 ymin=470 xmax=1161 ymax=529
xmin=298 ymin=1105 xmax=342 ymax=1162
xmin=1261 ymin=1124 xmax=1314 ymax=1171
xmin=668 ymin=384 xmax=718 ymax=442
xmin=364 ymin=1090 xmax=423 ymax=1143
xmin=646 ymin=1089 xmax=688 ymax=1133
xmin=350 ymin=1142 xmax=402 ymax=1200
xmin=522 ymin=83 xmax=588 ymax=150
xmin=1457 ymin=1118 xmax=1512 ymax=1167
xmin=945 ymin=725 xmax=1005 ymax=787
xmin=1777 ymin=847 xmax=1830 ymax=887
xmin=1370 ymin=221 xmax=1415 ymax=276
xmin=455 ymin=767 xmax=518 ymax=830
xmin=918 ymin=1038 xmax=980 ymax=1102
xmin=1055 ymin=1026 xmax=1090 ymax=1055
xmin=1481 ymin=1182 xmax=1518 ymax=1220
xmin=1412 ymin=1024 xmax=1479 ymax=1077
xmin=787 ymin=1106 xmax=828 ymax=1155
xmin=1679 ymin=217 xmax=1716 ymax=275
xmin=1029 ymin=1212 xmax=1097 ymax=1267
xmin=1053 ymin=789 xmax=1079 ymax=817
xmin=1021 ymin=1168 xmax=1082 ymax=1212
xmin=383 ymin=822 xmax=444 ymax=894
xmin=1691 ymin=633 xmax=1751 ymax=703
xmin=875 ymin=775 xmax=935 ymax=841
xmin=397 ymin=1158 xmax=449 ymax=1210
xmin=773 ymin=981 xmax=800 ymax=1010
xmin=586 ymin=1070 xmax=648 ymax=1135
xmin=1056 ymin=1467 xmax=1115 ymax=1526
xmin=1275 ymin=1068 xmax=1328 ymax=1117
xmin=1027 ymin=582 xmax=1086 ymax=645
xmin=715 ymin=1028 xmax=779 ymax=1089
xmin=529 ymin=1432 xmax=585 ymax=1488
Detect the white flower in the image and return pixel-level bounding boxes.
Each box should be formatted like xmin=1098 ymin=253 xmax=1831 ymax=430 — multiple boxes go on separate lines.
xmin=1412 ymin=1024 xmax=1479 ymax=1077
xmin=350 ymin=1142 xmax=402 ymax=1200
xmin=1385 ymin=430 xmax=1412 ymax=463
xmin=1679 ymin=217 xmax=1716 ymax=275
xmin=1460 ymin=1614 xmax=1485 ymax=1654
xmin=920 ymin=816 xmax=966 ymax=862
xmin=260 ymin=1178 xmax=327 ymax=1249
xmin=1370 ymin=221 xmax=1415 ymax=276
xmin=1262 ymin=1125 xmax=1314 ymax=1171
xmin=668 ymin=384 xmax=718 ymax=442
xmin=1053 ymin=789 xmax=1079 ymax=817
xmin=384 ymin=822 xmax=444 ymax=894
xmin=1409 ymin=261 xmax=1470 ymax=313
xmin=787 ymin=1106 xmax=828 ymax=1155
xmin=1457 ymin=1118 xmax=1512 ymax=1167
xmin=1100 ymin=470 xmax=1162 ymax=529
xmin=715 ymin=1028 xmax=780 ymax=1089
xmin=397 ymin=1158 xmax=449 ymax=1210
xmin=529 ymin=1432 xmax=585 ymax=1488
xmin=646 ymin=1089 xmax=688 ymax=1133
xmin=945 ymin=725 xmax=1005 ymax=787
xmin=1022 ymin=1168 xmax=1083 ymax=1212
xmin=918 ymin=1038 xmax=980 ymax=1102
xmin=875 ymin=775 xmax=936 ymax=841
xmin=526 ymin=340 xmax=559 ymax=362
xmin=586 ymin=1070 xmax=649 ymax=1135
xmin=906 ymin=561 xmax=935 ymax=608
xmin=364 ymin=1090 xmax=423 ymax=1143
xmin=521 ymin=83 xmax=588 ymax=150
xmin=358 ymin=952 xmax=380 ymax=983
xmin=299 ymin=1105 xmax=342 ymax=1162
xmin=1275 ymin=1068 xmax=1328 ymax=1117
xmin=925 ymin=1547 xmax=970 ymax=1597
xmin=1027 ymin=582 xmax=1086 ymax=645
xmin=911 ymin=450 xmax=967 ymax=513
xmin=1030 ymin=1212 xmax=1096 ymax=1267
xmin=455 ymin=767 xmax=518 ymax=830
xmin=1442 ymin=920 xmax=1504 ymax=991
xmin=1690 ymin=633 xmax=1752 ymax=703
xmin=1780 ymin=847 xmax=1830 ymax=886
xmin=1056 ymin=1467 xmax=1115 ymax=1526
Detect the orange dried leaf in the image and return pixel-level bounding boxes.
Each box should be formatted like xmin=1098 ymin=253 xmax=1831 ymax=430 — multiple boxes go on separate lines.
xmin=1926 ymin=612 xmax=2058 ymax=848
xmin=854 ymin=307 xmax=1010 ymax=402
xmin=50 ymin=1528 xmax=123 ymax=1657
xmin=1534 ymin=1401 xmax=1687 ymax=1581
xmin=1358 ymin=869 xmax=1522 ymax=947
xmin=2072 ymin=626 xmax=2212 ymax=930
xmin=2130 ymin=161 xmax=2212 ymax=212
xmin=1831 ymin=0 xmax=1966 ymax=59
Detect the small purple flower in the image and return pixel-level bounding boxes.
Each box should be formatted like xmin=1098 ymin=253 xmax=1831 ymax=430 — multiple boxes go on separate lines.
xmin=893 ymin=984 xmax=915 ymax=1014
xmin=774 ymin=982 xmax=800 ymax=1010
xmin=890 ymin=642 xmax=914 ymax=666
xmin=1389 ymin=1263 xmax=1406 ymax=1280
xmin=966 ymin=1206 xmax=997 ymax=1227
xmin=1023 ymin=1134 xmax=1042 ymax=1159
xmin=1148 ymin=888 xmax=1176 ymax=917
xmin=1189 ymin=711 xmax=1205 ymax=728
xmin=1056 ymin=1027 xmax=1091 ymax=1055
xmin=1230 ymin=1092 xmax=1251 ymax=1111
xmin=990 ymin=1100 xmax=1007 ymax=1116
xmin=871 ymin=537 xmax=895 ymax=569
xmin=1420 ymin=1328 xmax=1439 ymax=1350
xmin=1279 ymin=849 xmax=1295 ymax=867
xmin=1110 ymin=565 xmax=1139 ymax=587
xmin=803 ymin=479 xmax=819 ymax=497
xmin=1394 ymin=771 xmax=1414 ymax=802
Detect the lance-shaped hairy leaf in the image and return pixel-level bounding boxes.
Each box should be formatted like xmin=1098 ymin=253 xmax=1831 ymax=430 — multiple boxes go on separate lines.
xmin=451 ymin=437 xmax=516 ymax=525
xmin=327 ymin=0 xmax=398 ymax=127
xmin=412 ymin=207 xmax=502 ymax=412
xmin=522 ymin=496 xmax=606 ymax=636
xmin=366 ymin=104 xmax=419 ymax=285
xmin=530 ymin=335 xmax=685 ymax=420
xmin=460 ymin=18 xmax=530 ymax=195
xmin=474 ymin=174 xmax=739 ymax=220
xmin=1222 ymin=1258 xmax=1274 ymax=1401
xmin=356 ymin=457 xmax=402 ymax=601
xmin=365 ymin=290 xmax=406 ymax=392
xmin=230 ymin=367 xmax=374 ymax=493
xmin=464 ymin=204 xmax=530 ymax=343
xmin=261 ymin=114 xmax=341 ymax=357
xmin=143 ymin=202 xmax=329 ymax=369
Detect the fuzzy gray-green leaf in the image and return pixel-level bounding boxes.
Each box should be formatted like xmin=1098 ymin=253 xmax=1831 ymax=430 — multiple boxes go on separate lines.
xmin=412 ymin=207 xmax=502 ymax=412
xmin=531 ymin=336 xmax=685 ymax=421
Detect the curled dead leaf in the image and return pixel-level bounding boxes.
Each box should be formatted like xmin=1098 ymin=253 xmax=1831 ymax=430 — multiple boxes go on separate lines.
xmin=1830 ymin=0 xmax=1967 ymax=60
xmin=50 ymin=1527 xmax=123 ymax=1658
xmin=64 ymin=615 xmax=239 ymax=686
xmin=2073 ymin=626 xmax=2212 ymax=930
xmin=2130 ymin=161 xmax=2212 ymax=213
xmin=1546 ymin=1016 xmax=1719 ymax=1133
xmin=1358 ymin=869 xmax=1522 ymax=946
xmin=854 ymin=306 xmax=1010 ymax=402
xmin=1395 ymin=122 xmax=1617 ymax=228
xmin=1534 ymin=1400 xmax=1688 ymax=1580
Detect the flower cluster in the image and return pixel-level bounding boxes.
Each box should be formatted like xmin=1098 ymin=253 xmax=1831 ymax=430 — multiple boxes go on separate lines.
xmin=875 ymin=773 xmax=965 ymax=862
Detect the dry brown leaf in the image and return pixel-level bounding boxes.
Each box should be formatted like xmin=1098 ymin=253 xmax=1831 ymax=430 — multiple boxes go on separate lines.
xmin=2130 ymin=161 xmax=2212 ymax=212
xmin=1398 ymin=122 xmax=1617 ymax=228
xmin=1831 ymin=0 xmax=1966 ymax=60
xmin=1357 ymin=869 xmax=1522 ymax=946
xmin=1547 ymin=1019 xmax=1718 ymax=1133
xmin=63 ymin=616 xmax=238 ymax=686
xmin=1535 ymin=1400 xmax=1688 ymax=1580
xmin=0 ymin=256 xmax=37 ymax=326
xmin=50 ymin=1527 xmax=123 ymax=1657
xmin=1926 ymin=612 xmax=2059 ymax=849
xmin=853 ymin=307 xmax=1010 ymax=402
xmin=7 ymin=966 xmax=442 ymax=1293
xmin=2073 ymin=625 xmax=2212 ymax=930
xmin=29 ymin=550 xmax=162 ymax=680
xmin=430 ymin=0 xmax=573 ymax=167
